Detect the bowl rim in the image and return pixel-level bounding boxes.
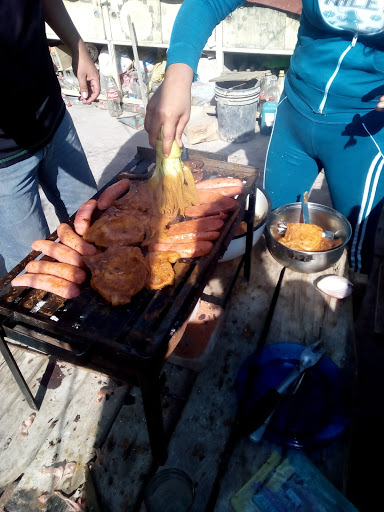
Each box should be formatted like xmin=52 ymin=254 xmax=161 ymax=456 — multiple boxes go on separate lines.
xmin=233 ymin=186 xmax=272 ymax=240
xmin=265 ymin=201 xmax=352 ymax=255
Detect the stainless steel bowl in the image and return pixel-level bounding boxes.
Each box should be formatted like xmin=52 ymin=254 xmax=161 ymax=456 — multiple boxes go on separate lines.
xmin=265 ymin=202 xmax=352 ymax=274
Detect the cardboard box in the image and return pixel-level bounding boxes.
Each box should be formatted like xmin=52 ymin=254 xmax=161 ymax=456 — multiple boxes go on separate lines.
xmin=50 ymin=45 xmax=72 ymax=71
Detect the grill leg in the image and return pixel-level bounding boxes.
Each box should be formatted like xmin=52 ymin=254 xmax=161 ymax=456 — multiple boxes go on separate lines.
xmin=244 ymin=180 xmax=257 ymax=281
xmin=138 ymin=367 xmax=167 ymax=465
xmin=0 ymin=335 xmax=38 ymax=410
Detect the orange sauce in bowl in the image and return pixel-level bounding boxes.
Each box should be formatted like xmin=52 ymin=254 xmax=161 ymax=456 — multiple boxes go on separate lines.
xmin=278 ymin=223 xmax=342 ymax=252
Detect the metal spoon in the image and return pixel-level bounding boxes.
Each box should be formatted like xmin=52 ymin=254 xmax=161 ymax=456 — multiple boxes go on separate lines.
xmin=276 ymin=192 xmax=343 ymax=239
xmin=302 ymin=191 xmax=310 ymax=224
xmin=302 ymin=191 xmax=344 ymax=238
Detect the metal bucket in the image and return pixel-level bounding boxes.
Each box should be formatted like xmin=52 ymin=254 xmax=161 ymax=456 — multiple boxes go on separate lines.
xmin=214 ymin=79 xmax=260 ymax=143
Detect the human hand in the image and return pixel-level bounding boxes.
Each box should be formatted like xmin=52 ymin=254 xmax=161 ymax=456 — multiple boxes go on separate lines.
xmin=375 ymin=95 xmax=384 ymax=111
xmin=144 ymin=63 xmax=194 ymax=157
xmin=72 ymin=42 xmax=100 ymax=104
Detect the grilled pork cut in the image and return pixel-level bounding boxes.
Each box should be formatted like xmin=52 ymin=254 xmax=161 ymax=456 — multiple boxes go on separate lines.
xmin=84 ymin=246 xmax=150 ymax=305
xmin=114 ymin=181 xmax=153 ymax=212
xmin=145 ymin=250 xmax=180 ymax=290
xmin=83 ymin=207 xmax=147 ymax=248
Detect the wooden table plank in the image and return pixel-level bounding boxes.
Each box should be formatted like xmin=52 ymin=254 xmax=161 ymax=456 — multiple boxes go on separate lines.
xmin=147 ymin=240 xmax=283 ymax=512
xmin=214 ymin=248 xmax=356 ymax=510
xmin=213 ymin=437 xmax=273 ymax=512
xmin=266 ymin=249 xmax=356 ymax=372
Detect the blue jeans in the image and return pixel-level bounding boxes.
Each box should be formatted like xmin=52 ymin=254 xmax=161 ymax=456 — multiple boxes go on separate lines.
xmin=264 ymin=96 xmax=384 ymax=273
xmin=0 ymin=110 xmax=97 ymax=275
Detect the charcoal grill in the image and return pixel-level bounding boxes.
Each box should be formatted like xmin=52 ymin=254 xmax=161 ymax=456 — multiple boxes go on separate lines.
xmin=0 ymin=147 xmax=259 ymax=464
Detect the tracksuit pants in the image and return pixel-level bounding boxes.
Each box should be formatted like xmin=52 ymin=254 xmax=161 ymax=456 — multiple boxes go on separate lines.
xmin=264 ymin=95 xmax=384 ymax=274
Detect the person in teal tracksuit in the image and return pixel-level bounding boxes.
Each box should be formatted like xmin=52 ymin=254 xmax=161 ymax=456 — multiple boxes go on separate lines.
xmin=145 ymin=0 xmax=384 ymax=274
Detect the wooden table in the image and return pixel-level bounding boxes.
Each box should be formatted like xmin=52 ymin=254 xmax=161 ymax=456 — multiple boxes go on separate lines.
xmin=157 ymin=237 xmax=356 ymax=512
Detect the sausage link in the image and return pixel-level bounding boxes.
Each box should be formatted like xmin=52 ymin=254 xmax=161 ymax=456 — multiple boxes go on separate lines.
xmin=32 ymin=240 xmax=84 ymax=268
xmin=196 ymin=178 xmax=242 ymax=190
xmin=156 ymin=231 xmax=220 ymax=243
xmin=25 ymin=260 xmax=87 ymax=284
xmin=197 ymin=186 xmax=242 ymax=203
xmin=74 ymin=199 xmax=97 ymax=235
xmin=97 ymin=179 xmax=131 ymax=210
xmin=185 ymin=197 xmax=238 ymax=218
xmin=57 ymin=223 xmax=97 ymax=256
xmin=149 ymin=241 xmax=213 ymax=258
xmin=168 ymin=217 xmax=223 ymax=236
xmin=12 ymin=274 xmax=80 ymax=299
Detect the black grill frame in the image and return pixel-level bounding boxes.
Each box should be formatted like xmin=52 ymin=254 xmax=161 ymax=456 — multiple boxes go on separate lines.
xmin=0 ymin=147 xmax=259 ymax=463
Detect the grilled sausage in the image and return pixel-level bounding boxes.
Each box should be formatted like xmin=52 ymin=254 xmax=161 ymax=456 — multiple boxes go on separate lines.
xmin=168 ymin=217 xmax=224 ymax=236
xmin=74 ymin=199 xmax=97 ymax=235
xmin=25 ymin=260 xmax=87 ymax=284
xmin=196 ymin=178 xmax=242 ymax=190
xmin=57 ymin=223 xmax=98 ymax=256
xmin=205 ymin=211 xmax=228 ymax=221
xmin=148 ymin=241 xmax=213 ymax=258
xmin=185 ymin=197 xmax=238 ymax=218
xmin=32 ymin=240 xmax=84 ymax=268
xmin=156 ymin=231 xmax=220 ymax=243
xmin=97 ymin=179 xmax=131 ymax=210
xmin=197 ymin=186 xmax=242 ymax=203
xmin=12 ymin=274 xmax=80 ymax=299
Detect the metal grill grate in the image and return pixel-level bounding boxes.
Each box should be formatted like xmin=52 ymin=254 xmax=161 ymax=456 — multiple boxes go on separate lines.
xmin=0 ymin=147 xmax=258 ymax=361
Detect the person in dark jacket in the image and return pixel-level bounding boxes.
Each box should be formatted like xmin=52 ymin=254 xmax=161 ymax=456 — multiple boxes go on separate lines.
xmin=0 ymin=0 xmax=100 ymax=274
xmin=145 ymin=0 xmax=384 ymax=273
